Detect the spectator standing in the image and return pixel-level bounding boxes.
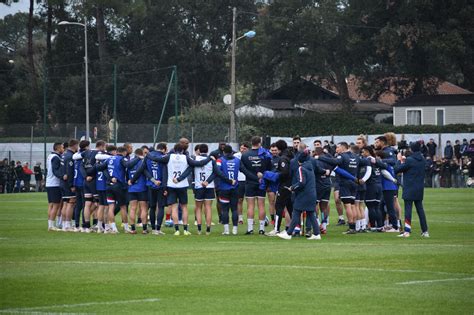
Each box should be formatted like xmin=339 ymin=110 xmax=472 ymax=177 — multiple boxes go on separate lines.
xmin=34 ymin=162 xmax=43 ymax=192
xmin=444 ymin=140 xmax=454 ymax=160
xmin=424 ymin=156 xmax=433 ymax=187
xmin=427 ymin=138 xmax=437 ymax=159
xmin=14 ymin=161 xmax=24 ymax=193
xmin=454 ymin=140 xmax=462 ymax=162
xmin=441 ymin=159 xmax=452 ymax=187
xmin=460 ymin=139 xmax=469 ymax=157
xmin=432 ymin=159 xmax=441 ymax=188
xmin=0 ymin=159 xmax=7 ymax=193
xmin=7 ymin=161 xmax=15 ymax=193
xmin=420 ymin=140 xmax=428 ymax=157
xmin=22 ymin=162 xmax=33 ymax=192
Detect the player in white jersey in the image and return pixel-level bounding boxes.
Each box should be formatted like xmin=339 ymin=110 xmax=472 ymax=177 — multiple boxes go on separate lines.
xmin=147 ymin=142 xmax=211 ymax=236
xmin=176 ymin=144 xmax=216 ymax=235
xmin=46 ymin=143 xmax=64 ymax=231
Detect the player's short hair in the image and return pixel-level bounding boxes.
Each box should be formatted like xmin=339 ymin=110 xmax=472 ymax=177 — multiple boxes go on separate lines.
xmin=223 ymin=145 xmax=233 ymax=154
xmin=53 ymin=142 xmax=63 ymax=151
xmin=199 ymin=144 xmax=209 ymax=153
xmin=174 ymin=143 xmax=183 ymax=152
xmin=375 ymin=136 xmax=387 ymax=144
xmin=362 ymin=146 xmax=375 ymax=157
xmin=156 ymin=142 xmax=167 ymax=151
xmin=338 ymin=142 xmax=349 ymax=149
xmin=68 ymin=139 xmax=79 ymax=147
xmin=194 ymin=144 xmax=200 ymax=152
xmin=96 ymin=140 xmax=106 ymax=148
xmin=141 ymin=145 xmax=149 ymax=150
xmin=293 ymin=136 xmax=301 ymax=141
xmin=251 ymin=136 xmax=261 ymax=146
xmin=117 ymin=146 xmax=127 ymax=154
xmin=79 ymin=140 xmax=90 ymax=150
xmin=63 ymin=142 xmax=69 ymax=149
xmin=123 ymin=142 xmax=132 ymax=149
xmin=106 ymin=145 xmax=117 ymax=152
xmin=270 ymin=142 xmax=277 ymax=148
xmin=314 ymin=147 xmax=324 ymax=156
xmin=351 ymin=145 xmax=360 ymax=154
xmin=314 ymin=139 xmax=322 ymax=145
xmin=275 ymin=139 xmax=288 ymax=151
xmin=134 ymin=148 xmax=144 ymax=156
xmin=356 ymin=135 xmax=367 ymax=145
xmin=240 ymin=142 xmax=250 ymax=148
xmin=384 ymin=132 xmax=397 ymax=146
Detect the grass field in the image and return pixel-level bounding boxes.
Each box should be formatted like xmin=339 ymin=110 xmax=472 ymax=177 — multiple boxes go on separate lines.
xmin=0 ymin=189 xmax=473 ymax=314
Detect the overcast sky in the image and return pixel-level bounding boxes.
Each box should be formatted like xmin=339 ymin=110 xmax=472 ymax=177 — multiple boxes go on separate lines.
xmin=0 ymin=1 xmax=30 ymax=18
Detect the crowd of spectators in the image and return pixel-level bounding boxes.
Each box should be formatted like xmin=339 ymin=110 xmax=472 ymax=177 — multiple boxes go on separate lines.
xmin=0 ymin=159 xmax=43 ymax=193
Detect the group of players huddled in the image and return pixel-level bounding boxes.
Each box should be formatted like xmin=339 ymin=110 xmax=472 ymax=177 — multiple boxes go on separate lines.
xmin=45 ymin=132 xmax=429 ymax=240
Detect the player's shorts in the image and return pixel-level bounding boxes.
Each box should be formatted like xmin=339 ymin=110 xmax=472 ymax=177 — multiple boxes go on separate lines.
xmin=245 ymin=183 xmax=266 ymax=198
xmin=194 ymin=188 xmax=215 ymax=201
xmin=333 ymin=180 xmax=340 ymax=192
xmin=355 ymin=190 xmax=366 ymax=203
xmin=316 ymin=186 xmax=331 ymax=203
xmin=60 ymin=185 xmax=75 ymax=201
xmin=148 ymin=187 xmax=167 ymax=208
xmin=167 ymin=187 xmax=188 ymax=205
xmin=46 ymin=187 xmax=61 ymax=203
xmin=83 ymin=180 xmax=97 ymax=198
xmin=97 ymin=190 xmax=107 ymax=206
xmin=128 ymin=191 xmax=148 ymax=201
xmin=237 ymin=181 xmax=246 ymax=199
xmin=365 ymin=184 xmax=382 ymax=203
xmin=218 ymin=188 xmax=238 ymax=204
xmin=339 ymin=181 xmax=357 ymax=204
xmin=267 ymin=182 xmax=279 ymax=194
xmin=106 ymin=185 xmax=127 ymax=206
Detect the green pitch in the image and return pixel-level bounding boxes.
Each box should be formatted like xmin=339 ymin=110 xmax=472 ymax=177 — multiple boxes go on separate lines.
xmin=0 ymin=189 xmax=473 ymax=314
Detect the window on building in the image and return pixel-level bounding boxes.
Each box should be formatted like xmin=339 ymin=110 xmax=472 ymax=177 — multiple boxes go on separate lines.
xmin=407 ymin=109 xmax=422 ymax=125
xmin=436 ymin=108 xmax=445 ymax=126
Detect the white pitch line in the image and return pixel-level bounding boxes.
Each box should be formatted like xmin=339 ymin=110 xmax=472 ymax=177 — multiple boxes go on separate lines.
xmin=2 ymin=260 xmax=471 ymax=277
xmin=397 ymin=277 xmax=474 ymax=285
xmin=216 ymin=241 xmax=472 ymax=248
xmin=429 ymin=220 xmax=474 ymax=225
xmin=0 ymin=298 xmax=160 ymax=313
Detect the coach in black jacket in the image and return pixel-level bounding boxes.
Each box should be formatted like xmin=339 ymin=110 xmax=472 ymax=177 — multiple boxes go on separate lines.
xmin=394 ymin=141 xmax=429 ymax=238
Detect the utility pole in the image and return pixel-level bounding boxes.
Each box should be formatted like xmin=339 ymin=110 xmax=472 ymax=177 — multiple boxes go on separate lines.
xmin=230 ymin=7 xmax=237 ymax=144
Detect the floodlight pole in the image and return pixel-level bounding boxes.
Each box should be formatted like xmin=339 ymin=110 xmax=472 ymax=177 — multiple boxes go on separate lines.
xmin=230 ymin=7 xmax=237 ymax=144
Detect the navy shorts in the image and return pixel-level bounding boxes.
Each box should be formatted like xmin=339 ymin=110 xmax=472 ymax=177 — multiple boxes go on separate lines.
xmin=106 ymin=185 xmax=127 ymax=207
xmin=237 ymin=181 xmax=246 ymax=199
xmin=355 ymin=190 xmax=366 ymax=202
xmin=333 ymin=180 xmax=340 ymax=192
xmin=245 ymin=183 xmax=266 ymax=198
xmin=83 ymin=180 xmax=97 ymax=197
xmin=194 ymin=188 xmax=215 ymax=201
xmin=267 ymin=182 xmax=279 ymax=193
xmin=60 ymin=185 xmax=75 ymax=201
xmin=46 ymin=187 xmax=61 ymax=203
xmin=365 ymin=184 xmax=382 ymax=203
xmin=167 ymin=187 xmax=188 ymax=205
xmin=97 ymin=190 xmax=107 ymax=206
xmin=339 ymin=182 xmax=357 ymax=204
xmin=128 ymin=191 xmax=148 ymax=201
xmin=148 ymin=187 xmax=167 ymax=208
xmin=316 ymin=186 xmax=331 ymax=203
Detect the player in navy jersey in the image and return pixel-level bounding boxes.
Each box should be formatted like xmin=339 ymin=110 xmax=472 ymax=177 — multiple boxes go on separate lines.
xmin=127 ymin=148 xmax=148 ymax=234
xmin=312 ymin=147 xmax=333 ymax=234
xmin=131 ymin=143 xmax=168 ymax=235
xmin=353 ymin=138 xmax=372 ymax=232
xmin=210 ymin=142 xmax=226 ymax=223
xmin=176 ymin=143 xmax=216 ymax=235
xmin=213 ymin=145 xmax=258 ymax=235
xmin=94 ymin=144 xmax=113 ymax=232
xmin=234 ymin=142 xmax=249 ymax=224
xmin=267 ymin=144 xmax=281 ymax=226
xmin=317 ymin=142 xmax=360 ymax=234
xmin=240 ymin=136 xmax=272 ymax=235
xmin=96 ymin=146 xmax=141 ymax=233
xmin=46 ymin=143 xmax=64 ymax=231
xmin=146 ymin=142 xmax=211 ymax=236
xmin=374 ymin=136 xmax=399 ymax=232
xmin=72 ymin=140 xmax=90 ymax=231
xmin=60 ymin=139 xmax=78 ymax=232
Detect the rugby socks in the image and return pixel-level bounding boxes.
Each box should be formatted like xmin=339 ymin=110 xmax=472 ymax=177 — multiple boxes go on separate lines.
xmin=98 ymin=220 xmax=103 ymax=230
xmin=174 ymin=224 xmax=179 ymax=231
xmin=247 ymin=219 xmax=254 ymax=232
xmin=143 ymin=224 xmax=147 ymax=231
xmin=349 ymin=223 xmax=356 ymax=230
xmin=355 ymin=220 xmax=360 ymax=231
xmin=270 ymin=214 xmax=275 ymax=222
xmin=184 ymin=224 xmax=188 ymax=231
xmin=238 ymin=214 xmax=243 ymax=222
xmin=232 ymin=226 xmax=238 ymax=234
xmin=48 ymin=220 xmax=54 ymax=228
xmin=339 ymin=215 xmax=344 ymax=221
xmin=111 ymin=222 xmax=118 ymax=232
xmin=197 ymin=224 xmax=202 ymax=232
xmin=224 ymin=224 xmax=229 ymax=234
xmin=166 ymin=214 xmax=171 ymax=221
xmin=131 ymin=224 xmax=136 ymax=231
xmin=206 ymin=225 xmax=211 ymax=233
xmin=123 ymin=223 xmax=129 ymax=231
xmin=92 ymin=219 xmax=98 ymax=226
xmin=259 ymin=220 xmax=265 ymax=231
xmin=56 ymin=215 xmax=62 ymax=227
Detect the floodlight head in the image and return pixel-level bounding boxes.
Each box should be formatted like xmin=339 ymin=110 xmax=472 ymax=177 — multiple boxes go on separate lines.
xmin=244 ymin=30 xmax=256 ymax=38
xmin=58 ymin=21 xmax=70 ymax=25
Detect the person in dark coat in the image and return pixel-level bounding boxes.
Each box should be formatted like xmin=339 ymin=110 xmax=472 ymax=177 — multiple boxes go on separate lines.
xmin=278 ymin=150 xmax=321 ymax=240
xmin=444 ymin=140 xmax=454 ymax=160
xmin=394 ymin=141 xmax=429 ymax=238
